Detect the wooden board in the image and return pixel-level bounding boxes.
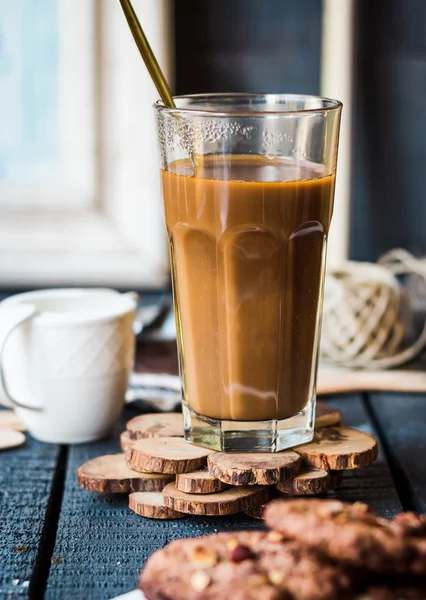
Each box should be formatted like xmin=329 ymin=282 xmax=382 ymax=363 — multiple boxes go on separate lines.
xmin=329 ymin=470 xmax=344 ymax=490
xmin=176 ymin=469 xmax=228 ymax=494
xmin=294 ymin=426 xmax=378 ymax=470
xmin=207 ymin=451 xmax=302 ymax=486
xmin=0 ymin=428 xmax=25 ymax=450
xmin=126 ymin=437 xmax=212 ymax=474
xmin=369 ymin=394 xmax=426 ymax=512
xmin=129 ymin=492 xmax=185 ymax=519
xmin=0 ymin=426 xmax=60 ymax=598
xmin=162 ymin=482 xmax=270 ymax=516
xmin=77 ymin=454 xmax=173 ymax=493
xmin=276 ymin=468 xmax=331 ymax=496
xmin=318 ymin=364 xmax=426 ymax=395
xmin=126 ymin=413 xmax=184 ymax=439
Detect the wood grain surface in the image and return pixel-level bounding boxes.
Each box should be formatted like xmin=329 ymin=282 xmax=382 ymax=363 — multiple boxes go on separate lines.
xmin=0 ymin=428 xmax=26 ymax=450
xmin=126 ymin=413 xmax=184 ymax=440
xmin=315 ymin=401 xmax=342 ymax=428
xmin=295 ymin=427 xmax=379 ymax=470
xmin=120 ymin=430 xmax=132 ymax=452
xmin=162 ymin=482 xmax=270 ymax=516
xmin=126 ymin=437 xmax=212 ymax=474
xmin=77 ymin=454 xmax=173 ymax=493
xmin=129 ymin=492 xmax=185 ymax=519
xmin=276 ymin=468 xmax=331 ymax=496
xmin=176 ymin=469 xmax=228 ymax=494
xmin=0 ymin=410 xmax=26 ymax=431
xmin=0 ymin=419 xmax=61 ymax=598
xmin=208 ymin=451 xmax=302 ymax=486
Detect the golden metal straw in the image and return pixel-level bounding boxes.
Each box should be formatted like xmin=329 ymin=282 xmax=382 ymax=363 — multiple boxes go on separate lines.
xmin=118 ymin=0 xmax=175 ymax=109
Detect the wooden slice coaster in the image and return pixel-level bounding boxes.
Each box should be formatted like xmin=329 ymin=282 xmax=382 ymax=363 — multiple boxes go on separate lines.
xmin=294 ymin=427 xmax=378 ymax=470
xmin=129 ymin=492 xmax=185 ymax=519
xmin=0 ymin=428 xmax=25 ymax=450
xmin=77 ymin=454 xmax=174 ymax=493
xmin=126 ymin=413 xmax=184 ymax=440
xmin=276 ymin=468 xmax=330 ymax=496
xmin=162 ymin=482 xmax=270 ymax=516
xmin=245 ymin=502 xmax=269 ymax=520
xmin=207 ymin=451 xmax=302 ymax=486
xmin=120 ymin=430 xmax=132 ymax=452
xmin=126 ymin=437 xmax=212 ymax=474
xmin=176 ymin=468 xmax=228 ymax=494
xmin=315 ymin=402 xmax=342 ymax=429
xmin=0 ymin=410 xmax=26 ymax=431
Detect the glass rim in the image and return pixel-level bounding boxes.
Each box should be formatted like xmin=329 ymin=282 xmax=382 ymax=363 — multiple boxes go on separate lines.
xmin=154 ymin=93 xmax=342 ymax=118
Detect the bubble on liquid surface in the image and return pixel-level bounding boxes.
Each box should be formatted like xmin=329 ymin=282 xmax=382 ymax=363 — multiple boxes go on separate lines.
xmin=266 ymin=152 xmax=275 ymax=160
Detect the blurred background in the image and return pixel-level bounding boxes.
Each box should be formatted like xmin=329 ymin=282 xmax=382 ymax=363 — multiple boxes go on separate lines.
xmin=0 ymin=0 xmax=425 ymax=292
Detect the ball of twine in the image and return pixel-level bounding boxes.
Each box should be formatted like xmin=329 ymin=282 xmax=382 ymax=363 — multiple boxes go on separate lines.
xmin=321 ymin=249 xmax=426 ymax=369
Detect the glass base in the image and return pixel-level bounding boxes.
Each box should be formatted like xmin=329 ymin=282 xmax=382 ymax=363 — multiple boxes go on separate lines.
xmin=182 ymin=399 xmax=315 ymax=452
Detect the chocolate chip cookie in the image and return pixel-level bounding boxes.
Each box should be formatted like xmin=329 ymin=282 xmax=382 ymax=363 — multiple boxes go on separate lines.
xmin=265 ymin=499 xmax=426 ymax=576
xmin=139 ymin=531 xmax=356 ymax=600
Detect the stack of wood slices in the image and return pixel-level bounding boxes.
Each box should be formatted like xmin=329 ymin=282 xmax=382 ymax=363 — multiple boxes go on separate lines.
xmin=77 ymin=402 xmax=378 ymax=520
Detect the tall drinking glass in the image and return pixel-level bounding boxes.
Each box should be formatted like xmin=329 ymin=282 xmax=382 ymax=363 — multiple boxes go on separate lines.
xmin=154 ymin=94 xmax=342 ymax=452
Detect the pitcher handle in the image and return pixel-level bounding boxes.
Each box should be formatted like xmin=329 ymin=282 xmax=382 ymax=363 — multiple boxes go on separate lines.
xmin=0 ymin=303 xmax=43 ymax=411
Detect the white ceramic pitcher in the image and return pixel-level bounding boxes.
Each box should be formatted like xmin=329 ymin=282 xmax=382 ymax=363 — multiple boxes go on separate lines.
xmin=0 ymin=289 xmax=137 ymax=443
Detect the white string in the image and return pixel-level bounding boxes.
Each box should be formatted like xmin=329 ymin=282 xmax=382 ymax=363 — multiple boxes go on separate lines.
xmin=321 ymin=249 xmax=426 ymax=369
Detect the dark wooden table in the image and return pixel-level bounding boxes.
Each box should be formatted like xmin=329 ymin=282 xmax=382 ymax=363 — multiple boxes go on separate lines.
xmin=1 ymin=341 xmax=425 ymax=599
